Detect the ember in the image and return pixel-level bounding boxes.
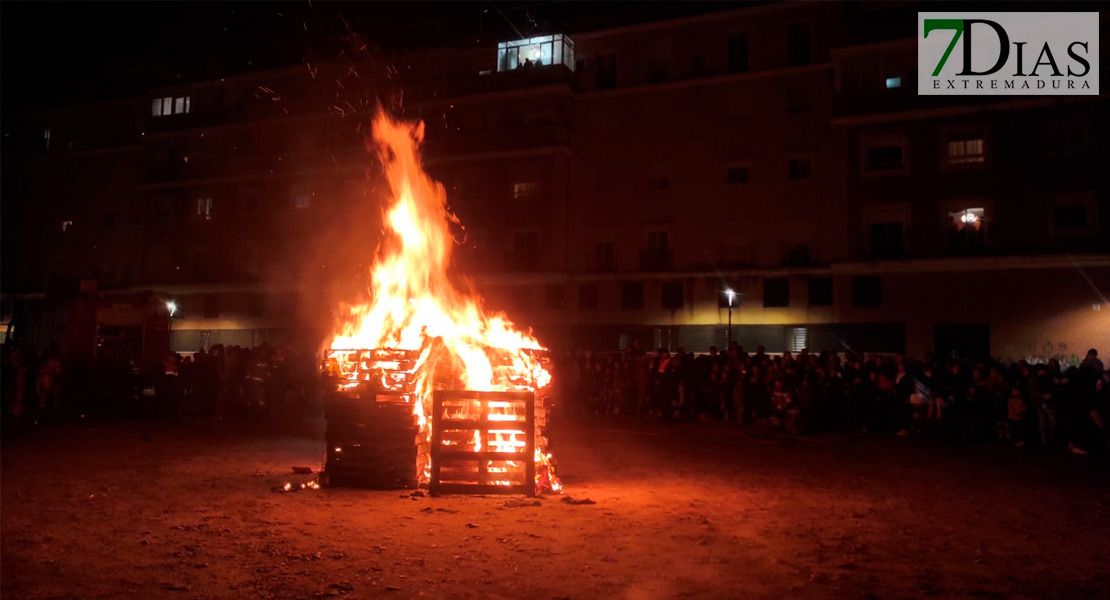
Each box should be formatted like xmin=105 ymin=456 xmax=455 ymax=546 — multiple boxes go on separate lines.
xmin=324 ymin=113 xmax=560 ymax=495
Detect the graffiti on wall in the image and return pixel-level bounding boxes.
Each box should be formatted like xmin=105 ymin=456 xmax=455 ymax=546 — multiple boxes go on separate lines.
xmin=1022 ymin=340 xmax=1081 ymax=367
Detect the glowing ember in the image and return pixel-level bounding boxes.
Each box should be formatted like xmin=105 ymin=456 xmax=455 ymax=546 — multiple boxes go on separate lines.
xmin=327 ymin=112 xmax=560 ymax=494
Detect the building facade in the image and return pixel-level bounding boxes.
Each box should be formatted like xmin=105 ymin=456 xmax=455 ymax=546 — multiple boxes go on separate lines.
xmin=3 ymin=2 xmax=1108 ymax=366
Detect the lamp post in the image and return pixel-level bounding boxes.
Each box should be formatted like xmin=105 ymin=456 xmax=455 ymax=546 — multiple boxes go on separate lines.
xmin=725 ymin=289 xmax=735 ymax=347
xmin=166 ymin=301 xmax=177 ymax=351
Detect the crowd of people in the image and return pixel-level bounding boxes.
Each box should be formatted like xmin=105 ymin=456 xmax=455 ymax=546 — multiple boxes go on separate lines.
xmin=1 ymin=341 xmax=321 ymax=424
xmin=553 ymin=340 xmax=1110 ymax=455
xmin=6 ymin=336 xmax=1109 ymax=456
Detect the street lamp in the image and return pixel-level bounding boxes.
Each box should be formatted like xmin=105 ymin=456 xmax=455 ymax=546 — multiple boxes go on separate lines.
xmin=724 ymin=288 xmax=735 ymax=347
xmin=166 ymin=301 xmax=177 ymax=317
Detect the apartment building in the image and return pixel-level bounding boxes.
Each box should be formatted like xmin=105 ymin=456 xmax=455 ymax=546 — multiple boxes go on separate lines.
xmin=3 ymin=2 xmax=1107 ymax=366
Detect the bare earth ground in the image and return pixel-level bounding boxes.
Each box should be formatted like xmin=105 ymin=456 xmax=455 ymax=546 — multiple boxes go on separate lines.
xmin=3 ymin=416 xmax=1108 ymax=600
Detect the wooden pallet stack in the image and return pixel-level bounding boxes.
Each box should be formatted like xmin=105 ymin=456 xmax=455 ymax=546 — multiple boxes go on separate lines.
xmin=323 ymin=347 xmax=423 ymax=489
xmin=323 ymin=387 xmax=420 ymax=488
xmin=430 ymin=390 xmax=535 ymax=496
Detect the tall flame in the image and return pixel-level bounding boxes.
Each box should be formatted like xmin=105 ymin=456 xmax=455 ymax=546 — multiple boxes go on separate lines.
xmin=329 ymin=112 xmax=558 ymax=493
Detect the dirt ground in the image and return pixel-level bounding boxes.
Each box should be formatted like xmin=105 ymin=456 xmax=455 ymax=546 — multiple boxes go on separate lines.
xmin=2 ymin=416 xmax=1108 ymax=600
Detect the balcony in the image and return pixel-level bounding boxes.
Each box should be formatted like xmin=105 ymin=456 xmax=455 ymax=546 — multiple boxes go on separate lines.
xmin=639 ymin=249 xmax=673 ymax=272
xmin=424 ymin=124 xmax=570 ymax=159
xmin=146 ymin=108 xmax=230 ymax=133
xmin=505 ymin=250 xmax=541 ymax=272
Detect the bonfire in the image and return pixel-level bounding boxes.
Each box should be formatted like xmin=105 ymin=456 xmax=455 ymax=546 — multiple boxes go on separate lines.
xmin=324 ymin=112 xmax=560 ymax=495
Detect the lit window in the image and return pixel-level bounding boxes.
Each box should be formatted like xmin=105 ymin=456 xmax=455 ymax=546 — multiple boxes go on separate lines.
xmin=950 ymin=208 xmax=985 ymax=227
xmin=61 ymin=220 xmax=74 ymax=232
xmin=43 ymin=129 xmax=51 ymax=152
xmin=294 ymin=194 xmax=311 ymax=209
xmin=153 ymin=96 xmax=191 ymax=117
xmin=789 ymin=327 xmax=808 ymax=352
xmin=512 ymin=181 xmax=540 ymax=200
xmin=945 ymin=130 xmax=986 ymax=164
xmin=196 ymin=198 xmax=213 ymax=220
xmin=947 ymin=207 xmax=987 ymax=252
xmin=885 ymin=77 xmax=902 ymax=89
xmin=497 ymin=34 xmax=575 ymax=72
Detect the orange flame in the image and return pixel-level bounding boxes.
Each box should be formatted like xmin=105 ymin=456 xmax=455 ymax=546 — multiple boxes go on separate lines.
xmin=329 ymin=112 xmax=559 ymax=493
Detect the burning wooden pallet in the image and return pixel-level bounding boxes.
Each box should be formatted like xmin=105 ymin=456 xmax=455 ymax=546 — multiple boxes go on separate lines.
xmin=430 ymin=390 xmax=535 ymax=496
xmin=323 ymin=388 xmax=420 ymax=488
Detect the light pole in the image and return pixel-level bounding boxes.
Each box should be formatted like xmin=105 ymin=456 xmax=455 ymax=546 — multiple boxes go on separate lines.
xmin=725 ymin=288 xmax=735 ymax=347
xmin=166 ymin=301 xmax=177 ymax=351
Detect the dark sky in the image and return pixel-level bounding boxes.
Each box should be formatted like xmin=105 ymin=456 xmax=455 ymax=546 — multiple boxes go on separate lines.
xmin=0 ymin=1 xmax=752 ymax=113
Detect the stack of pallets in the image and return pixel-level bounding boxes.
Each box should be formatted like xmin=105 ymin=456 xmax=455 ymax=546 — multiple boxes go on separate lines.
xmin=322 ymin=348 xmax=422 ymax=488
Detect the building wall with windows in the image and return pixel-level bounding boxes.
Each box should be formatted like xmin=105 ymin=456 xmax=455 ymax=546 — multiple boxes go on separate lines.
xmin=3 ymin=2 xmax=1108 ymax=361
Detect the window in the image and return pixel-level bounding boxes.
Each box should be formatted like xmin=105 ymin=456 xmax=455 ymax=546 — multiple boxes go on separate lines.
xmin=594 ymin=242 xmax=615 ymax=272
xmin=869 ymin=222 xmax=905 ymax=258
xmin=788 ymin=158 xmax=812 ymax=179
xmin=152 ymin=96 xmax=191 ymax=117
xmin=579 ymin=283 xmax=600 ymax=310
xmin=648 ymin=62 xmax=669 ymax=83
xmin=783 ymin=244 xmax=814 ymax=266
xmin=808 ymin=277 xmax=833 ymax=306
xmin=196 ymin=197 xmax=213 ymax=221
xmin=511 ymin=288 xmax=532 ymax=311
xmin=727 ymin=33 xmax=749 ymax=73
xmin=787 ymin=23 xmax=811 ymax=66
xmin=945 ymin=129 xmax=986 ymax=165
xmin=726 ymin=166 xmax=750 ymax=184
xmin=294 ymin=194 xmax=311 ymax=209
xmin=647 ymin=165 xmax=670 ymax=190
xmin=511 ymin=231 xmax=539 ymax=270
xmin=193 ymin=251 xmax=212 ymax=282
xmin=61 ymin=220 xmax=74 ymax=232
xmin=642 ymin=231 xmax=671 ymax=271
xmin=648 ymin=230 xmax=669 ymax=252
xmin=151 ymin=196 xmax=175 ymax=224
xmin=497 ymin=34 xmax=575 ymax=72
xmin=248 ymin=293 xmax=265 ymax=317
xmin=621 ymin=281 xmax=644 ymax=309
xmin=545 ymin=284 xmax=565 ymax=310
xmin=789 ymin=327 xmax=808 ymax=353
xmin=885 ymin=77 xmax=902 ymax=89
xmin=763 ymin=278 xmax=789 ymax=307
xmin=786 ymin=86 xmax=811 ymax=113
xmin=1054 ymin=204 xmax=1088 ymax=230
xmin=43 ymin=129 xmax=51 ymax=152
xmin=512 ymin=181 xmax=540 ymax=200
xmin=596 ymin=53 xmax=617 ymax=89
xmin=947 ymin=207 xmax=986 ymax=252
xmin=1052 ymin=195 xmax=1092 ymax=233
xmin=661 ymin=281 xmax=684 ymax=309
xmin=852 ymin=276 xmax=882 ymax=307
xmin=203 ymin=294 xmax=220 ymax=318
xmin=1046 ymin=113 xmax=1094 ymax=156
xmin=865 ymin=145 xmax=904 ymax=171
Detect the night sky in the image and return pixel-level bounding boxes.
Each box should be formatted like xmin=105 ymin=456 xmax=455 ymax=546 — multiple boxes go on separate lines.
xmin=1 ymin=1 xmax=749 ymax=112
